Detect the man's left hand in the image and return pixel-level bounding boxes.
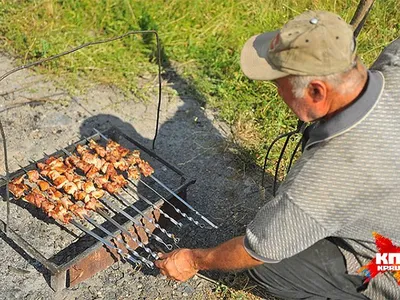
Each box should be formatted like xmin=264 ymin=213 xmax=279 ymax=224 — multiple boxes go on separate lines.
xmin=154 ymin=249 xmax=199 ymax=281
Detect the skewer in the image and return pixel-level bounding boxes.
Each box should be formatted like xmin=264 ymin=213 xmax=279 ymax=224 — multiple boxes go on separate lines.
xmin=70 ymin=219 xmax=141 ymax=266
xmin=128 ymin=179 xmax=204 ymax=229
xmin=80 ymin=135 xmax=183 ymax=229
xmin=99 ymin=197 xmax=173 ymax=250
xmin=83 ymin=216 xmax=154 ymax=267
xmin=93 ymin=129 xmax=218 ymax=229
xmin=9 ymin=181 xmax=140 ymax=266
xmin=22 ymin=161 xmax=159 ymax=260
xmin=149 ymin=175 xmax=218 ymax=229
xmin=18 ymin=164 xmax=151 ymax=265
xmin=56 ymin=147 xmax=178 ymax=244
xmin=123 ymin=185 xmax=183 ymax=228
xmin=112 ymin=192 xmax=179 ymax=244
xmin=95 ymin=208 xmax=159 ymax=259
xmin=33 ymin=155 xmax=172 ymax=251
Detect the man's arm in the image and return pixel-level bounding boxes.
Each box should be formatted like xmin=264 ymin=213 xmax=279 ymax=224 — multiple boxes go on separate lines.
xmin=154 ymin=236 xmax=263 ymax=281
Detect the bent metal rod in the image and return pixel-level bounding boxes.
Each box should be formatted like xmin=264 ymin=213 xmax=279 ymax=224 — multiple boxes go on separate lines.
xmin=59 ymin=148 xmax=178 ymax=244
xmin=20 ymin=163 xmax=154 ymax=266
xmin=93 ymin=129 xmax=218 ymax=229
xmin=80 ymin=136 xmax=183 ymax=229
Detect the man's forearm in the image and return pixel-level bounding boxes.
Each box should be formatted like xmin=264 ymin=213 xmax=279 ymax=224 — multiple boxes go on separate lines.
xmin=191 ymin=236 xmax=264 ymax=271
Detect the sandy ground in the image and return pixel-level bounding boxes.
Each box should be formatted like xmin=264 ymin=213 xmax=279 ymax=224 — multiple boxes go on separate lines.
xmin=0 ymin=53 xmax=276 ymax=300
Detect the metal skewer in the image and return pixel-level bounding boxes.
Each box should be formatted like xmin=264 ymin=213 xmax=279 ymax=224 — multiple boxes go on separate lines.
xmin=36 ymin=154 xmax=173 ymax=251
xmin=57 ymin=147 xmax=177 ymax=247
xmin=12 ymin=183 xmax=141 ymax=267
xmin=93 ymin=129 xmax=218 ymax=229
xmin=99 ymin=197 xmax=173 ymax=250
xmin=83 ymin=216 xmax=154 ymax=267
xmin=23 ymin=161 xmax=159 ymax=260
xmin=123 ymin=186 xmax=183 ymax=228
xmin=113 ymin=192 xmax=179 ymax=244
xmin=149 ymin=175 xmax=218 ymax=229
xmin=80 ymin=135 xmax=183 ymax=230
xmin=95 ymin=208 xmax=159 ymax=260
xmin=70 ymin=219 xmax=141 ymax=265
xmin=18 ymin=164 xmax=152 ymax=265
xmin=128 ymin=178 xmax=204 ymax=228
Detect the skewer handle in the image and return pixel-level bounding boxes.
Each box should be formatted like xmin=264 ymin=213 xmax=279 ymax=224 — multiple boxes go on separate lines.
xmin=150 ymin=175 xmax=218 ymax=229
xmin=125 ymin=185 xmax=183 ymax=228
xmin=100 ymin=197 xmax=173 ymax=250
xmin=131 ymin=178 xmax=205 ymax=228
xmin=116 ymin=193 xmax=179 ymax=244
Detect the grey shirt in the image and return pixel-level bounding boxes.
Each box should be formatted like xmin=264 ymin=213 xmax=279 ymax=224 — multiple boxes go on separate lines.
xmin=245 ymin=38 xmax=400 ymax=299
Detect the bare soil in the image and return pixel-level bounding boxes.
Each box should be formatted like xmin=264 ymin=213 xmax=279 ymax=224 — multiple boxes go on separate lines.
xmin=0 ymin=53 xmax=274 ymax=300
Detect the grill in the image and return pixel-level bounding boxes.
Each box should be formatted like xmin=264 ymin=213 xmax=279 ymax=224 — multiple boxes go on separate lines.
xmin=0 ymin=126 xmax=216 ymax=291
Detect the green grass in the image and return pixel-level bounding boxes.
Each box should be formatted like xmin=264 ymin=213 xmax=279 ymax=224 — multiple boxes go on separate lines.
xmin=0 ymin=0 xmax=398 ymax=175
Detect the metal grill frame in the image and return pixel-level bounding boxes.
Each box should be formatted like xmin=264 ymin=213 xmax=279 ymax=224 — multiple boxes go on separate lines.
xmin=0 ymin=126 xmax=195 ymax=291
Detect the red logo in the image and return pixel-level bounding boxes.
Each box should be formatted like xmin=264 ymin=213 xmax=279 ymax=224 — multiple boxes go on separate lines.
xmin=358 ymin=232 xmax=400 ymax=284
xmin=269 ymin=34 xmax=281 ymax=51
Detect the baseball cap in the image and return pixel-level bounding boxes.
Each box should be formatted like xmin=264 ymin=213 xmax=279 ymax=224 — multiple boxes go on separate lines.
xmin=240 ymin=10 xmax=356 ymax=81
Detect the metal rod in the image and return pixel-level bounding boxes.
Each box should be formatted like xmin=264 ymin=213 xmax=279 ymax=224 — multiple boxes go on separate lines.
xmin=286 ymin=137 xmax=302 ymax=175
xmin=124 ymin=185 xmax=183 ymax=228
xmin=152 ymin=31 xmax=162 ymax=150
xmin=93 ymin=129 xmax=218 ymax=229
xmin=70 ymin=220 xmax=141 ymax=265
xmin=31 ymin=154 xmax=172 ymax=251
xmin=149 ymin=175 xmax=218 ymax=229
xmin=18 ymin=163 xmax=142 ymax=266
xmin=0 ymin=119 xmax=10 ymax=234
xmin=0 ymin=30 xmax=164 ymax=150
xmin=83 ymin=215 xmax=154 ymax=267
xmin=72 ymin=136 xmax=183 ymax=229
xmin=96 ymin=208 xmax=159 ymax=259
xmin=114 ymin=192 xmax=179 ymax=243
xmin=56 ymin=147 xmax=175 ymax=247
xmin=99 ymin=197 xmax=173 ymax=251
xmin=273 ymin=133 xmax=292 ymax=196
xmin=261 ymin=131 xmax=294 ymax=188
xmin=130 ymin=179 xmax=204 ymax=229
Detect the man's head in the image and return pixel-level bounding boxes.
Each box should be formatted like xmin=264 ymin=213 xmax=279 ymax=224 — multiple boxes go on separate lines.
xmin=240 ymin=11 xmax=368 ymax=122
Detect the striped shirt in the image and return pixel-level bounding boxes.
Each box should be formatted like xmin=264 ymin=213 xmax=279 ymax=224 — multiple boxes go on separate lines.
xmin=245 ymin=38 xmax=400 ymax=299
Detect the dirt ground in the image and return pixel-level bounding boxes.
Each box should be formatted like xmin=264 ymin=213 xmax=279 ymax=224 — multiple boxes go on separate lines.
xmin=0 ymin=52 xmax=276 ymax=300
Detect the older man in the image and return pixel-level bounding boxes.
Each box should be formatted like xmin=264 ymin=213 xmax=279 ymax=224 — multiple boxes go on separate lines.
xmin=156 ymin=11 xmax=400 ymax=299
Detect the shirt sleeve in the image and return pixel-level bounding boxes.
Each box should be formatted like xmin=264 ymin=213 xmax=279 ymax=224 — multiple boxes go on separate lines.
xmin=245 ymin=191 xmax=329 ymax=261
xmin=370 ymin=38 xmax=400 ymax=72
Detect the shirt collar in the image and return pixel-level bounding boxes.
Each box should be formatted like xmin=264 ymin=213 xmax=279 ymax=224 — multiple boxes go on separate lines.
xmin=305 ymin=70 xmax=385 ymax=150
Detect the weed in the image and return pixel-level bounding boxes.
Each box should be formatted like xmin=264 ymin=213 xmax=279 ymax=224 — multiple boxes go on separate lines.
xmin=0 ymin=0 xmax=398 ymax=174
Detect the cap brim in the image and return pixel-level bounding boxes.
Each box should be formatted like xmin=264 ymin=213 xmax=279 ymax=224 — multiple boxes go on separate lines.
xmin=240 ymin=31 xmax=288 ymax=81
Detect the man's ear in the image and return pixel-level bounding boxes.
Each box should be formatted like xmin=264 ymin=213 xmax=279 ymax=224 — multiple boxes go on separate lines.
xmin=306 ymin=80 xmax=327 ymax=103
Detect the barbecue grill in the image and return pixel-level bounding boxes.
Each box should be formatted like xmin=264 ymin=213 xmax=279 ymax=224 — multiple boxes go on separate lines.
xmin=0 ymin=126 xmax=219 ymax=290
xmin=0 ymin=31 xmax=217 ymax=291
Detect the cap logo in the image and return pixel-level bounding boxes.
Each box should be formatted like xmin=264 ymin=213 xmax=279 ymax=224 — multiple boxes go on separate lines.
xmin=269 ymin=33 xmax=281 ymax=51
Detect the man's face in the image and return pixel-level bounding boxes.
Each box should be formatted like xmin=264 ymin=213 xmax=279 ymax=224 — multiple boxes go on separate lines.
xmin=274 ymin=76 xmax=321 ymax=122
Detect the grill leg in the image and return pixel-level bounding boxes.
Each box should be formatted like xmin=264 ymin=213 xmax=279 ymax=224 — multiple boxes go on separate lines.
xmin=50 ymin=271 xmax=66 ymax=292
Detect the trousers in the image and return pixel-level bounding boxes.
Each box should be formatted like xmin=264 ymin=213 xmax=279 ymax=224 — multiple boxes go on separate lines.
xmin=248 ymin=238 xmax=369 ymax=300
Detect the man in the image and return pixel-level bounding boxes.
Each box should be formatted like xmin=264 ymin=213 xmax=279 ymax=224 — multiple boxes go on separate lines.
xmin=156 ymin=11 xmax=400 ymax=299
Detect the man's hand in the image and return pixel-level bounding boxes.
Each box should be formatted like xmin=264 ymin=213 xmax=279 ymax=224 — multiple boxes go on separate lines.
xmin=155 ymin=249 xmax=199 ymax=282
xmin=154 ymin=236 xmax=264 ymax=282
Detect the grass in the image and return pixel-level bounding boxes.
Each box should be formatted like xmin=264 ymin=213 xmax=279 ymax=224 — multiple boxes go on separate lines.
xmin=0 ymin=0 xmax=398 ymax=176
